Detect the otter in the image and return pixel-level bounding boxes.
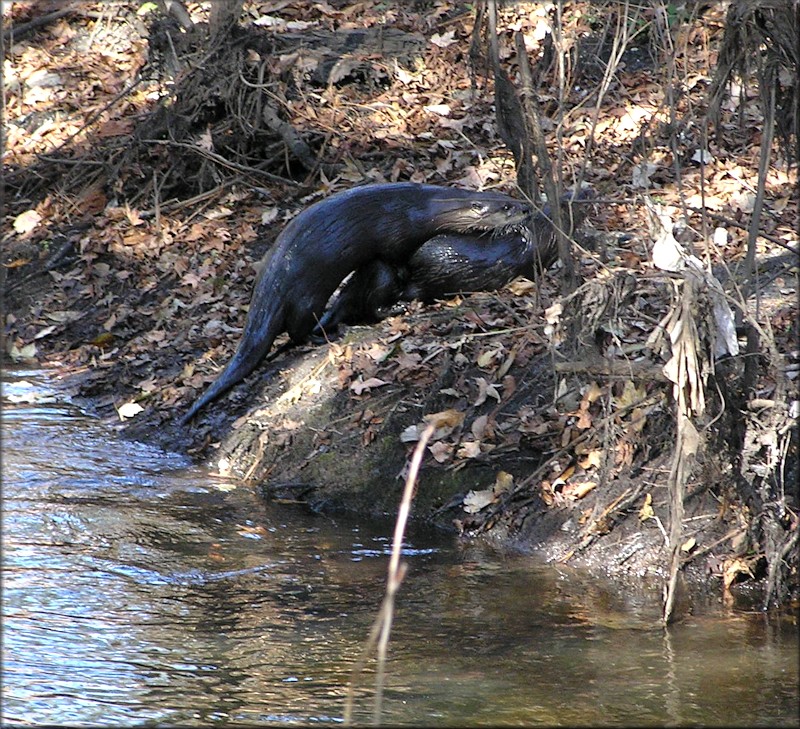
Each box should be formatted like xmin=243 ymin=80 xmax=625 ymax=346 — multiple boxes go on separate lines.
xmin=181 ymin=183 xmax=530 ymax=423
xmin=315 ymin=195 xmax=589 ymax=331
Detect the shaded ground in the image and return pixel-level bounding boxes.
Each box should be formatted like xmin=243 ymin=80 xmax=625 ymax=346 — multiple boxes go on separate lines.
xmin=3 ymin=1 xmax=798 ymax=612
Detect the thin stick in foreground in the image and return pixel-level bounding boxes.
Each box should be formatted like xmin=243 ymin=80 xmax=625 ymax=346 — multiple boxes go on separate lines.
xmin=344 ymin=421 xmax=437 ymax=726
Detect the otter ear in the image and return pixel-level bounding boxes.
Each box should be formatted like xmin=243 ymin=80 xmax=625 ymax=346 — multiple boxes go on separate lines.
xmin=470 ymin=200 xmax=488 ymax=213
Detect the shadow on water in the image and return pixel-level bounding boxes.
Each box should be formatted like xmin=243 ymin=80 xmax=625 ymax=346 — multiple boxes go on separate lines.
xmin=2 ymin=369 xmax=798 ymax=726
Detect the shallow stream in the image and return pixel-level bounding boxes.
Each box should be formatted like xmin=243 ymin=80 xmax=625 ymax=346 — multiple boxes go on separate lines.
xmin=2 ymin=369 xmax=798 ymax=726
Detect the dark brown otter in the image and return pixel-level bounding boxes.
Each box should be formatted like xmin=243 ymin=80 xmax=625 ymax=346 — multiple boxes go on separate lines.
xmin=315 ymin=196 xmax=589 ymax=332
xmin=181 ymin=183 xmax=530 ymax=423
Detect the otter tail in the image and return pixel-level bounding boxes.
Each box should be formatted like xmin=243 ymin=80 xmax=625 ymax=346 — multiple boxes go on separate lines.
xmin=180 ymin=297 xmax=286 ymax=425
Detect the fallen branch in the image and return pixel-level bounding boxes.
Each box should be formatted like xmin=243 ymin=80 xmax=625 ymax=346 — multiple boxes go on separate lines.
xmin=2 ymin=6 xmax=76 ymax=43
xmin=554 ymin=358 xmax=668 ymax=381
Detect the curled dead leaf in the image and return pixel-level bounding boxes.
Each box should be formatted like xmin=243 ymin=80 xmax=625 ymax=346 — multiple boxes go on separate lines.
xmin=423 ymin=408 xmax=465 ymax=438
xmin=722 ymin=556 xmax=757 ymax=590
xmin=33 ymin=325 xmax=57 ymax=340
xmin=564 ymin=481 xmax=596 ymax=500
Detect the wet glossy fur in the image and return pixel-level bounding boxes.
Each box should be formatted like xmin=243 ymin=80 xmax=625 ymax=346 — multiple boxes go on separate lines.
xmin=315 ymin=203 xmax=582 ymax=331
xmin=181 ymin=183 xmax=530 ymax=422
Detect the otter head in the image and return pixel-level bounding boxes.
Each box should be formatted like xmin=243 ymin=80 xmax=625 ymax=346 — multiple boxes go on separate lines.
xmin=433 ymin=195 xmax=531 ymax=233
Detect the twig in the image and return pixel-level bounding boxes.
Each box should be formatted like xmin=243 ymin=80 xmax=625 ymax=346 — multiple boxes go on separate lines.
xmin=513 ymin=30 xmax=574 ymax=293
xmin=679 ymin=527 xmax=746 ymax=567
xmin=554 ymin=358 xmax=668 ymax=382
xmin=344 ymin=422 xmax=435 ymax=726
xmin=139 ymin=138 xmax=299 ymax=186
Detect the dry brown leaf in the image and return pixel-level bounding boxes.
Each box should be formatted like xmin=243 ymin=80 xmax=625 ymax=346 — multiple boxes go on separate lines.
xmin=423 ymin=408 xmax=465 ymax=430
xmin=428 ymin=440 xmax=453 ymax=463
xmin=578 ymin=449 xmax=603 ymax=470
xmin=494 ymin=471 xmax=513 ymax=493
xmin=722 ymin=557 xmax=756 ymax=590
xmin=473 ymin=376 xmax=501 ymax=406
xmin=471 ymin=414 xmax=489 ymax=440
xmin=456 ymin=441 xmax=482 ymax=459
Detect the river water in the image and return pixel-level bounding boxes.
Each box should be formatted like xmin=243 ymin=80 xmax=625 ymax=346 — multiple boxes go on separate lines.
xmin=2 ymin=368 xmax=798 ymax=726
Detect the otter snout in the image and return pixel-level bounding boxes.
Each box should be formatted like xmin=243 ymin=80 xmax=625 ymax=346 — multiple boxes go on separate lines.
xmin=436 ymin=194 xmax=530 ymax=233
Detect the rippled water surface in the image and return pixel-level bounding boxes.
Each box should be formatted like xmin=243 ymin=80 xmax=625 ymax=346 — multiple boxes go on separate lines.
xmin=3 ymin=369 xmax=798 ymax=726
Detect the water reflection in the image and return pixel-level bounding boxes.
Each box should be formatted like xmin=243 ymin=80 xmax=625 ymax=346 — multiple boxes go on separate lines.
xmin=2 ymin=370 xmax=798 ymax=726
